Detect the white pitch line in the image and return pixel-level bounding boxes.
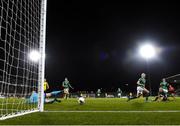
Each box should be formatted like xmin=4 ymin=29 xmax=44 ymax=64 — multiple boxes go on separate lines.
xmin=44 ymin=110 xmax=180 ymax=113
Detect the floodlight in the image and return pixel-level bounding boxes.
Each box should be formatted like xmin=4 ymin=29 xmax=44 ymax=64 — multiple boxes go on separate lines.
xmin=29 ymin=50 xmax=41 ymax=62
xmin=139 ymin=44 xmax=156 ymax=59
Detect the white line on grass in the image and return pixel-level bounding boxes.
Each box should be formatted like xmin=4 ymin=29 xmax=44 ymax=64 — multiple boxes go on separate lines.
xmin=44 ymin=110 xmax=180 ymax=113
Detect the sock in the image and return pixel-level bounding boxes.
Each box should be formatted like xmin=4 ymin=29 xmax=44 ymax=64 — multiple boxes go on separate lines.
xmin=145 ymin=93 xmax=149 ymax=101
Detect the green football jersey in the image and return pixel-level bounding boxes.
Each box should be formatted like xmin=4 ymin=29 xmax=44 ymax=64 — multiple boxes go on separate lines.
xmin=62 ymin=80 xmax=72 ymax=89
xmin=160 ymin=82 xmax=169 ymax=90
xmin=138 ymin=77 xmax=146 ymax=88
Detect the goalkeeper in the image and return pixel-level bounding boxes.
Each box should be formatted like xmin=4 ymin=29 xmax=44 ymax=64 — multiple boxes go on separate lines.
xmin=27 ymin=90 xmax=62 ymax=104
xmin=62 ymin=77 xmax=73 ymax=99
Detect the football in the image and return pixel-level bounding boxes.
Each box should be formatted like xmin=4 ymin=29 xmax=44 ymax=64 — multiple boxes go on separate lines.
xmin=78 ymin=97 xmax=85 ymax=105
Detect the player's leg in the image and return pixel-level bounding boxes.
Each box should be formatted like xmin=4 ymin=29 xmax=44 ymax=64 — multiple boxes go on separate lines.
xmin=51 ymin=91 xmax=62 ymax=95
xmin=162 ymin=89 xmax=168 ymax=101
xmin=169 ymin=92 xmax=176 ymax=101
xmin=66 ymin=88 xmax=70 ymax=99
xmin=143 ymin=88 xmax=150 ymax=102
xmin=154 ymin=93 xmax=162 ymax=102
xmin=63 ymin=88 xmax=67 ymax=99
xmin=128 ymin=93 xmax=142 ymax=101
xmin=154 ymin=91 xmax=160 ymax=101
xmin=172 ymin=93 xmax=176 ymax=101
xmin=127 ymin=87 xmax=142 ymax=101
xmin=154 ymin=89 xmax=161 ymax=101
xmin=46 ymin=91 xmax=62 ymax=102
xmin=51 ymin=91 xmax=62 ymax=102
xmin=46 ymin=91 xmax=62 ymax=97
xmin=45 ymin=97 xmax=61 ymax=103
xmin=171 ymin=91 xmax=176 ymax=100
xmin=154 ymin=96 xmax=159 ymax=101
xmin=163 ymin=89 xmax=168 ymax=97
xmin=158 ymin=90 xmax=167 ymax=102
xmin=137 ymin=86 xmax=143 ymax=98
xmin=45 ymin=98 xmax=55 ymax=104
xmin=154 ymin=87 xmax=163 ymax=101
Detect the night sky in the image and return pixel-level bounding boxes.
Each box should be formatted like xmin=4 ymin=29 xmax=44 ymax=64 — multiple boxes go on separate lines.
xmin=45 ymin=1 xmax=180 ymax=93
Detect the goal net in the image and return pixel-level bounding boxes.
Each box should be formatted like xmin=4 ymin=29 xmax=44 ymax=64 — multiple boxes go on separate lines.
xmin=0 ymin=0 xmax=46 ymax=120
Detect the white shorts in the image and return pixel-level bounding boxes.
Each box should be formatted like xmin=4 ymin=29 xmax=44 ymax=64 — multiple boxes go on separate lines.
xmin=64 ymin=88 xmax=69 ymax=94
xmin=117 ymin=93 xmax=121 ymax=97
xmin=162 ymin=89 xmax=168 ymax=93
xmin=137 ymin=86 xmax=145 ymax=95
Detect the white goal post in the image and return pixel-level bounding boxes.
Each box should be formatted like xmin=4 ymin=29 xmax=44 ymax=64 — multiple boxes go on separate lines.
xmin=0 ymin=0 xmax=47 ymax=120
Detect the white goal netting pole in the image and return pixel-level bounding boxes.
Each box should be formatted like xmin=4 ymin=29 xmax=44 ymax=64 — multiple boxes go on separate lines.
xmin=0 ymin=0 xmax=47 ymax=120
xmin=38 ymin=0 xmax=47 ymax=112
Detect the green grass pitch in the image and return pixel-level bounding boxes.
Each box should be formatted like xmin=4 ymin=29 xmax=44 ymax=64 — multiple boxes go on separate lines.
xmin=1 ymin=97 xmax=180 ymax=125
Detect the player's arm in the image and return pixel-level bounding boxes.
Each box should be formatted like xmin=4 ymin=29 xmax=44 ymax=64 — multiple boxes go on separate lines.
xmin=62 ymin=81 xmax=65 ymax=87
xmin=47 ymin=82 xmax=49 ymax=89
xmin=68 ymin=83 xmax=73 ymax=89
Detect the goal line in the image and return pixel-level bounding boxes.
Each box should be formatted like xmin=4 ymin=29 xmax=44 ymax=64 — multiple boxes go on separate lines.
xmin=0 ymin=109 xmax=39 ymax=120
xmin=44 ymin=110 xmax=180 ymax=113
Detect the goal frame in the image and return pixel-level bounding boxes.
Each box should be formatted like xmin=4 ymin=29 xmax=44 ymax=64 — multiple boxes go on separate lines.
xmin=38 ymin=0 xmax=47 ymax=113
xmin=0 ymin=0 xmax=47 ymax=120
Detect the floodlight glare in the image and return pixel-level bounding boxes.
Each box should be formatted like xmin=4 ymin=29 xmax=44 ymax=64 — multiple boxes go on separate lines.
xmin=29 ymin=50 xmax=41 ymax=62
xmin=139 ymin=44 xmax=156 ymax=59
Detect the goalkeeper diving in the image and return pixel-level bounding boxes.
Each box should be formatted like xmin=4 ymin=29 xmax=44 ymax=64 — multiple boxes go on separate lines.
xmin=27 ymin=90 xmax=62 ymax=104
xmin=26 ymin=78 xmax=62 ymax=104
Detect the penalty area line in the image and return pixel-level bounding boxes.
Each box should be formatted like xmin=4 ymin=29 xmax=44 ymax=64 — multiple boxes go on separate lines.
xmin=44 ymin=110 xmax=180 ymax=113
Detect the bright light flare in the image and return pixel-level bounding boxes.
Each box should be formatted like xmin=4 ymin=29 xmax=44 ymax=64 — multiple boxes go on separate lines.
xmin=29 ymin=50 xmax=41 ymax=62
xmin=139 ymin=44 xmax=156 ymax=59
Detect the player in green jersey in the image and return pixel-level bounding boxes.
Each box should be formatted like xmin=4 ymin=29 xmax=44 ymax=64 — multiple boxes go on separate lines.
xmin=160 ymin=78 xmax=169 ymax=99
xmin=96 ymin=89 xmax=101 ymax=97
xmin=117 ymin=88 xmax=122 ymax=98
xmin=62 ymin=77 xmax=73 ymax=99
xmin=154 ymin=78 xmax=169 ymax=101
xmin=127 ymin=73 xmax=150 ymax=102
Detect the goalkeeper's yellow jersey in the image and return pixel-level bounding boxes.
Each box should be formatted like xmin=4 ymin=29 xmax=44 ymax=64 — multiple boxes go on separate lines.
xmin=44 ymin=81 xmax=48 ymax=91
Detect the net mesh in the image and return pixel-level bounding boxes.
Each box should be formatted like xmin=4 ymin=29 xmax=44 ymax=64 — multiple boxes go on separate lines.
xmin=166 ymin=74 xmax=180 ymax=83
xmin=0 ymin=0 xmax=42 ymax=117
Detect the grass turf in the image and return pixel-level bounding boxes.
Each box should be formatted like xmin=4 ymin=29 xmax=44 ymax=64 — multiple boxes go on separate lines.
xmin=0 ymin=97 xmax=180 ymax=125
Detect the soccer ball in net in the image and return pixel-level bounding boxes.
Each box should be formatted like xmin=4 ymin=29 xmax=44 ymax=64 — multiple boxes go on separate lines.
xmin=78 ymin=97 xmax=85 ymax=105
